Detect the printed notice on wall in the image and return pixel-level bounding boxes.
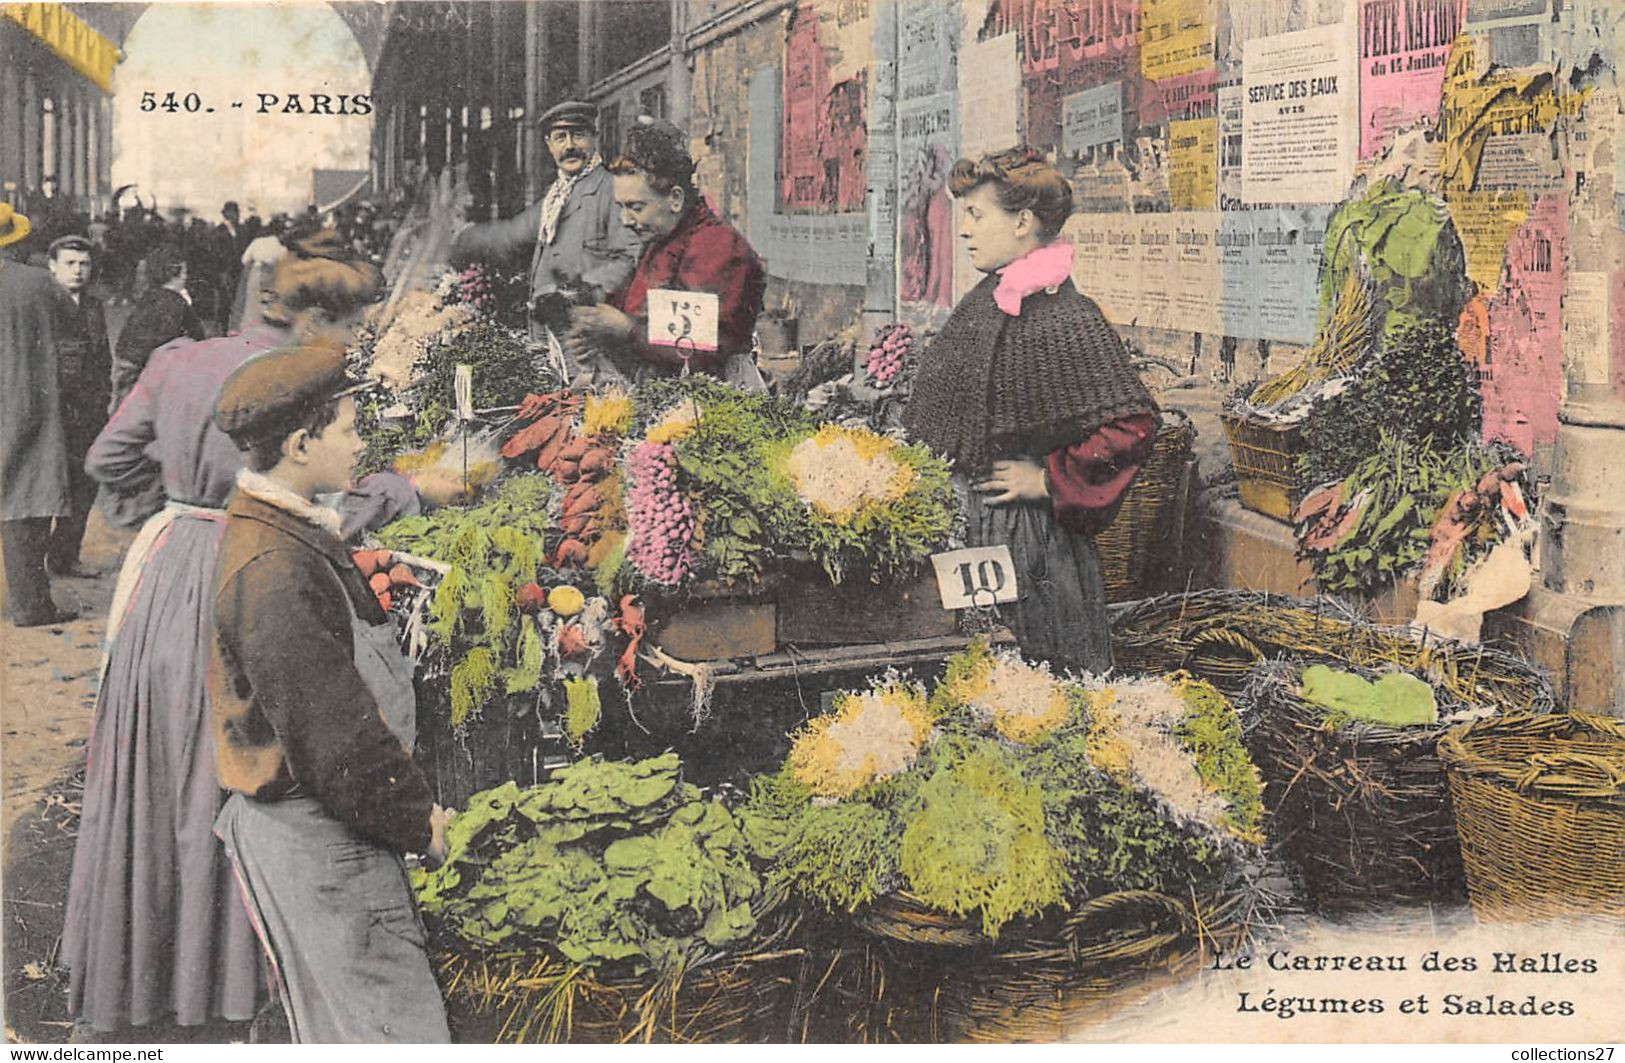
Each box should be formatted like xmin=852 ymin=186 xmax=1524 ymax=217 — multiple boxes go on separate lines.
xmin=1242 ymin=24 xmax=1358 ymax=204
xmin=1359 ymin=0 xmax=1465 ymax=159
xmin=1565 ymin=271 xmax=1612 ymax=386
xmin=1217 ymin=82 xmax=1245 ymax=210
xmin=1062 ymin=82 xmax=1124 ymax=157
xmin=1141 ymin=0 xmax=1218 ymax=80
xmin=1170 ymin=117 xmax=1219 ymax=210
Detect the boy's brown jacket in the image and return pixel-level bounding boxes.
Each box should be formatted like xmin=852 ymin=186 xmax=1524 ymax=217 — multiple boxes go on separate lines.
xmin=209 ymin=487 xmax=434 ymax=855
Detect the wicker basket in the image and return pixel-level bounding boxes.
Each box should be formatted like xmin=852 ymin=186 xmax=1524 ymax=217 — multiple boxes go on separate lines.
xmin=433 ymin=890 xmax=805 ymax=1043
xmin=1097 ymin=410 xmax=1195 ymax=602
xmin=1240 ymin=658 xmax=1485 ymax=912
xmin=1439 ymin=712 xmax=1625 ymax=924
xmin=1221 ymin=411 xmax=1303 ymax=522
xmin=803 ymin=888 xmax=1256 ymax=1042
xmin=1110 ymin=588 xmax=1557 ymax=710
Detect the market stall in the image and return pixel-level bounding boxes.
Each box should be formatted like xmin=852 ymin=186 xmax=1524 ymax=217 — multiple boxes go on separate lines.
xmin=337 ymin=243 xmax=1617 ymax=1045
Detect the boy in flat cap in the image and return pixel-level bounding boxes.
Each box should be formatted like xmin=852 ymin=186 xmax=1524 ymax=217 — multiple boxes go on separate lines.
xmin=451 ymin=100 xmax=639 ymax=379
xmin=208 ymin=341 xmax=450 ymax=1043
xmin=568 ymin=117 xmax=768 ymax=382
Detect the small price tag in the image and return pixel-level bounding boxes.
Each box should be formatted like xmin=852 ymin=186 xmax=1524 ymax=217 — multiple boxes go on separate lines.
xmin=454 ymin=364 xmax=474 ymax=421
xmin=931 ymin=546 xmax=1020 ymax=610
xmin=649 ymin=288 xmax=720 ymax=353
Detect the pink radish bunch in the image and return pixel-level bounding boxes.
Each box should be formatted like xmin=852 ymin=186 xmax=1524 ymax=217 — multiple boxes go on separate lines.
xmin=451 ymin=265 xmax=497 ymax=314
xmin=864 ymin=323 xmax=913 ymax=387
xmin=625 ymin=441 xmax=696 ymax=585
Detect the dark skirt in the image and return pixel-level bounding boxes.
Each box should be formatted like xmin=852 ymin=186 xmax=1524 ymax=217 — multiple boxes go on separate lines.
xmin=961 ymin=477 xmax=1113 ymax=675
xmin=62 ymin=514 xmax=265 ymax=1030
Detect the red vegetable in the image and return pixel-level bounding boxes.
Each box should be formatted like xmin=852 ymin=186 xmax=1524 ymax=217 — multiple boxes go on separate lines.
xmin=377 ymin=590 xmax=393 ymax=612
xmin=514 ymin=582 xmax=547 ymax=613
xmin=501 ymin=416 xmax=564 ymax=461
xmin=368 ymin=572 xmax=392 ymax=595
xmin=557 ymin=624 xmax=590 ymax=657
xmin=388 ymin=563 xmax=421 ymax=588
xmin=554 ymin=538 xmax=589 ymax=567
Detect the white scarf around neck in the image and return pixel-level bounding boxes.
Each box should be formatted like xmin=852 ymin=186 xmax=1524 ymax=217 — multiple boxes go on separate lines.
xmin=538 ymin=155 xmax=602 ymax=246
xmin=235 ymin=469 xmax=345 ymax=537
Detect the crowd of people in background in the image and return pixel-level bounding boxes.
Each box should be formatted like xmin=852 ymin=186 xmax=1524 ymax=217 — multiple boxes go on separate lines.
xmin=11 ymin=184 xmax=403 ymax=332
xmin=0 ymin=187 xmax=406 ymax=627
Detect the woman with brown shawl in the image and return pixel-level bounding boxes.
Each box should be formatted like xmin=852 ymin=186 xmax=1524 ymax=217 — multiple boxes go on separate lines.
xmin=904 ymin=148 xmax=1158 ymax=673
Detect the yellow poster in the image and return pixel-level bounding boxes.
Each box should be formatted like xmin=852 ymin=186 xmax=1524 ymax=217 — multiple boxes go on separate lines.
xmin=1170 ymin=117 xmax=1219 ymax=210
xmin=1140 ymin=0 xmax=1218 ymax=80
xmin=1449 ymin=189 xmax=1531 ymax=291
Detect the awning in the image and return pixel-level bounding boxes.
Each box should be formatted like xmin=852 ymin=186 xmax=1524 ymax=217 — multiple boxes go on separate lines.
xmin=3 ymin=4 xmax=120 ymax=93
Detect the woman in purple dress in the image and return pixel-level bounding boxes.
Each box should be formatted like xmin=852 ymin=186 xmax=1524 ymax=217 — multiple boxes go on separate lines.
xmin=60 ymin=234 xmax=426 ymax=1035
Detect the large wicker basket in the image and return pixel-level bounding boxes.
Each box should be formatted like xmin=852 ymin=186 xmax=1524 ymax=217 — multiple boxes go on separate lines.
xmin=1220 ymin=411 xmax=1303 ymax=522
xmin=1110 ymin=589 xmax=1556 ymax=711
xmin=1240 ymin=658 xmax=1486 ymax=912
xmin=1438 ymin=712 xmax=1625 ymax=924
xmin=1097 ymin=410 xmax=1195 ymax=602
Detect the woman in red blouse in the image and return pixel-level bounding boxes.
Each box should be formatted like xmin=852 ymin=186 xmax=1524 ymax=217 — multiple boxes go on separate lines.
xmin=904 ymin=147 xmax=1157 ymax=673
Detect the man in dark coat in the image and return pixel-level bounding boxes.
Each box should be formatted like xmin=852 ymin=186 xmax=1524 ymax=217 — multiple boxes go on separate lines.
xmin=110 ymin=241 xmax=205 ymax=412
xmin=46 ymin=235 xmax=113 ymax=578
xmin=0 ymin=207 xmax=79 ymax=625
xmin=567 ymin=117 xmax=767 ymax=380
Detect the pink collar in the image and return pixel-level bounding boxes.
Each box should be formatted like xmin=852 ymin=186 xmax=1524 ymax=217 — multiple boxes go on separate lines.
xmin=993 ymin=242 xmax=1075 ymax=316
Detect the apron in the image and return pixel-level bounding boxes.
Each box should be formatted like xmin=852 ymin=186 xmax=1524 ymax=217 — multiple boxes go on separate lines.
xmin=101 ymin=501 xmax=225 ymax=677
xmin=215 ymin=602 xmax=450 ymax=1044
xmin=956 ymin=473 xmax=1113 ymax=676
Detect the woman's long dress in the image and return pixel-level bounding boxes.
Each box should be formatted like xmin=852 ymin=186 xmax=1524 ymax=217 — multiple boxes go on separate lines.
xmin=63 ymin=325 xmax=289 ymax=1031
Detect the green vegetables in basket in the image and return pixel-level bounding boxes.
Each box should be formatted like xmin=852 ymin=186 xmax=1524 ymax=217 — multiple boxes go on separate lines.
xmin=411 ymin=754 xmax=762 ymax=974
xmin=742 ymin=647 xmax=1265 ymax=937
xmin=1300 ymin=665 xmax=1438 ymax=727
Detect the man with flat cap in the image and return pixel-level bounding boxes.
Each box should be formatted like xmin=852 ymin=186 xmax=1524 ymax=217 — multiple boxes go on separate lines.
xmin=209 ymin=339 xmax=450 ymax=1043
xmin=568 ymin=117 xmax=767 ymax=383
xmin=452 ymin=100 xmax=640 ymax=380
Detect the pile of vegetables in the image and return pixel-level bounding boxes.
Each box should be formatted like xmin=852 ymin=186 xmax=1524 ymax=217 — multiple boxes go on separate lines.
xmin=619 ymin=378 xmax=954 ymax=588
xmin=351 ymin=547 xmax=423 ymax=613
xmin=372 ymin=473 xmax=559 ymax=725
xmin=413 ymin=754 xmax=762 ymax=974
xmin=740 ymin=643 xmax=1265 ymax=938
xmin=863 ymin=323 xmax=914 ymax=388
xmin=499 ymin=390 xmax=624 ymax=574
xmin=1293 ymin=431 xmax=1530 ymax=598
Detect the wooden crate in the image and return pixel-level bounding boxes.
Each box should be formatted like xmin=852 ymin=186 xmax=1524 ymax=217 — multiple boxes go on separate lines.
xmin=655 ymin=599 xmax=778 ymax=660
xmin=776 ymin=566 xmax=957 ymax=646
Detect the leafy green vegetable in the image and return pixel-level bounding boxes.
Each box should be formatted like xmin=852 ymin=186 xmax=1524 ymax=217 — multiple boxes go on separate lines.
xmin=898 ymin=742 xmax=1068 ymax=937
xmin=1297 ymin=316 xmax=1483 ymax=490
xmin=413 ymin=755 xmax=762 ymax=974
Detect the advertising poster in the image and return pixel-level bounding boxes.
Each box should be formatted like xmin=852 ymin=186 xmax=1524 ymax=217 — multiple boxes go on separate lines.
xmin=1141 ymin=0 xmax=1218 ymax=80
xmin=981 ymin=0 xmax=1140 ymax=152
xmin=1484 ymin=194 xmax=1567 ymax=452
xmin=1217 ymin=80 xmax=1246 ymax=210
xmin=1169 ymin=117 xmax=1220 ymax=210
xmin=1062 ymin=80 xmax=1125 ymax=158
xmin=1253 ymin=204 xmax=1332 ymax=342
xmin=1242 ymin=24 xmax=1359 ymax=203
xmin=898 ymin=0 xmax=959 ymax=311
xmin=1358 ymin=0 xmax=1465 ymax=159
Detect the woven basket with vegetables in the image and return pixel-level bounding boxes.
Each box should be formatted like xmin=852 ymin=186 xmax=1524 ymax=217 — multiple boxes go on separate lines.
xmin=1097 ymin=410 xmax=1194 ymax=601
xmin=1438 ymin=712 xmax=1625 ymax=924
xmin=1238 ymin=657 xmax=1529 ymax=912
xmin=1109 ymin=588 xmax=1556 ymax=711
xmin=737 ymin=643 xmax=1270 ymax=1039
xmin=419 ymin=754 xmax=801 ymax=1043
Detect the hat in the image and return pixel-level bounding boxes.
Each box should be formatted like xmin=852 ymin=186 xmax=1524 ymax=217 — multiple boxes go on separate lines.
xmin=0 ymin=203 xmax=33 ymax=248
xmin=538 ymin=100 xmax=597 ymax=133
xmin=214 ymin=340 xmax=365 ymax=446
xmin=619 ymin=116 xmax=695 ymax=185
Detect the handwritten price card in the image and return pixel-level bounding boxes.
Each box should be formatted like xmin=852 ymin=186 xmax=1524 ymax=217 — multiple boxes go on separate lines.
xmin=648 ymin=289 xmax=720 ymax=353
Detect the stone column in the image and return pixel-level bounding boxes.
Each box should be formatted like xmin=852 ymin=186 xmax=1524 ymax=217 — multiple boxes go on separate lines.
xmin=668 ymin=0 xmax=691 ymax=131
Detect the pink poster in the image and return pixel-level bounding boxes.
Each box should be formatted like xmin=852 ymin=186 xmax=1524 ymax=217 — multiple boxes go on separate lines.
xmin=1482 ymin=192 xmax=1566 ymax=453
xmin=1358 ymin=0 xmax=1464 ymax=159
xmin=781 ymin=2 xmax=868 ymax=214
xmin=981 ymin=0 xmax=1141 ymax=152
